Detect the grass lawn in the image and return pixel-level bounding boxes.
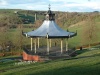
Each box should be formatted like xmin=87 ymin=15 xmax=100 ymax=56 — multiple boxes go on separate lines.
xmin=0 ymin=9 xmax=100 ymax=75
xmin=0 ymin=48 xmax=100 ymax=75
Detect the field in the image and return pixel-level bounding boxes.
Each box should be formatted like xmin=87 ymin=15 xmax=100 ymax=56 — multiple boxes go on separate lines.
xmin=0 ymin=48 xmax=100 ymax=75
xmin=0 ymin=9 xmax=100 ymax=50
xmin=0 ymin=9 xmax=100 ymax=75
xmin=1 ymin=19 xmax=100 ymax=48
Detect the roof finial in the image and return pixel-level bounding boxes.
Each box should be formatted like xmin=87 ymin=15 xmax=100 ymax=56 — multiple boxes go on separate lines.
xmin=49 ymin=4 xmax=51 ymax=10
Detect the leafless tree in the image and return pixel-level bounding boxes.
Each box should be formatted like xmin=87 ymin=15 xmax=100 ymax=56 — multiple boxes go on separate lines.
xmin=0 ymin=26 xmax=9 ymax=52
xmin=82 ymin=14 xmax=98 ymax=49
xmin=12 ymin=24 xmax=23 ymax=52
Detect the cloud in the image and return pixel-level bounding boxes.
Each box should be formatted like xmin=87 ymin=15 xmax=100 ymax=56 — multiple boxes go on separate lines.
xmin=85 ymin=2 xmax=100 ymax=10
xmin=7 ymin=0 xmax=48 ymax=4
xmin=49 ymin=0 xmax=65 ymax=2
xmin=0 ymin=0 xmax=100 ymax=12
xmin=63 ymin=1 xmax=100 ymax=11
xmin=49 ymin=0 xmax=88 ymax=3
xmin=0 ymin=0 xmax=8 ymax=5
xmin=26 ymin=4 xmax=48 ymax=10
xmin=26 ymin=6 xmax=34 ymax=9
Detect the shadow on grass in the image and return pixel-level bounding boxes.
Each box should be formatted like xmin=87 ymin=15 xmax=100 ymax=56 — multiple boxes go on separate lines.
xmin=6 ymin=63 xmax=100 ymax=75
xmin=63 ymin=52 xmax=100 ymax=61
xmin=0 ymin=56 xmax=22 ymax=62
xmin=75 ymin=49 xmax=89 ymax=55
xmin=68 ymin=49 xmax=89 ymax=57
xmin=26 ymin=64 xmax=100 ymax=75
xmin=3 ymin=53 xmax=100 ymax=75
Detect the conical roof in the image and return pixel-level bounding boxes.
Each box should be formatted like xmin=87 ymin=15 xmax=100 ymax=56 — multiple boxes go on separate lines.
xmin=23 ymin=5 xmax=77 ymax=38
xmin=25 ymin=21 xmax=76 ymax=38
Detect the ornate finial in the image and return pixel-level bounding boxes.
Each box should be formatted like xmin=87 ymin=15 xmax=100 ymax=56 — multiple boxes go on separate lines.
xmin=45 ymin=4 xmax=55 ymax=21
xmin=49 ymin=4 xmax=51 ymax=10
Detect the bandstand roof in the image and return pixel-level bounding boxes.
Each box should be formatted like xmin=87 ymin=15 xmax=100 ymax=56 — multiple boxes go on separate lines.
xmin=23 ymin=5 xmax=77 ymax=38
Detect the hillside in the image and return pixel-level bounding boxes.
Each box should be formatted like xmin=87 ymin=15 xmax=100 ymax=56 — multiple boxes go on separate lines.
xmin=0 ymin=48 xmax=100 ymax=75
xmin=68 ymin=15 xmax=100 ymax=48
xmin=0 ymin=9 xmax=100 ymax=55
xmin=0 ymin=9 xmax=100 ymax=75
xmin=0 ymin=9 xmax=100 ymax=28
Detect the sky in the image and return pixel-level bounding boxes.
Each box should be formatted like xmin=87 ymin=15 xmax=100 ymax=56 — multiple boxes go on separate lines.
xmin=0 ymin=0 xmax=100 ymax=12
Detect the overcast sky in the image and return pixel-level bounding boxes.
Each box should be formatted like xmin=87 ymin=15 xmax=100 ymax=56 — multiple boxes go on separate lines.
xmin=0 ymin=0 xmax=100 ymax=12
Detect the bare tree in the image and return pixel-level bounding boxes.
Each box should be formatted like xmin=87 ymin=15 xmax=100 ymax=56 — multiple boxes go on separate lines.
xmin=82 ymin=14 xmax=98 ymax=49
xmin=0 ymin=26 xmax=10 ymax=52
xmin=12 ymin=24 xmax=23 ymax=52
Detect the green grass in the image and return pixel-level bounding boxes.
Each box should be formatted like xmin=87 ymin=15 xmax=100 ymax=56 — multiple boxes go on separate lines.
xmin=68 ymin=20 xmax=100 ymax=47
xmin=0 ymin=9 xmax=100 ymax=49
xmin=0 ymin=19 xmax=100 ymax=50
xmin=0 ymin=49 xmax=100 ymax=75
xmin=18 ymin=13 xmax=35 ymax=23
xmin=0 ymin=9 xmax=100 ymax=75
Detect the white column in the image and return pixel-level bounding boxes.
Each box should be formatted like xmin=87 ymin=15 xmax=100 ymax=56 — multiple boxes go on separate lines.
xmin=34 ymin=39 xmax=36 ymax=54
xmin=38 ymin=38 xmax=40 ymax=48
xmin=66 ymin=39 xmax=68 ymax=51
xmin=31 ymin=38 xmax=33 ymax=51
xmin=61 ymin=39 xmax=63 ymax=54
xmin=50 ymin=39 xmax=51 ymax=48
xmin=47 ymin=34 xmax=49 ymax=55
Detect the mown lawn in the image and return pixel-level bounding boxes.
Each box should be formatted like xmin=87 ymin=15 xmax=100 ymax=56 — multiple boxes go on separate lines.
xmin=0 ymin=49 xmax=100 ymax=75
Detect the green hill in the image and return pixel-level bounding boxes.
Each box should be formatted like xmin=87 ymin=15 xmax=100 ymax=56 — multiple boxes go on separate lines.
xmin=0 ymin=9 xmax=100 ymax=75
xmin=0 ymin=49 xmax=100 ymax=75
xmin=0 ymin=9 xmax=100 ymax=28
xmin=0 ymin=9 xmax=100 ymax=52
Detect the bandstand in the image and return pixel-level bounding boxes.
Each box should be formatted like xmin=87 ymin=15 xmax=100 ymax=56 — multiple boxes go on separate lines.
xmin=22 ymin=5 xmax=77 ymax=61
